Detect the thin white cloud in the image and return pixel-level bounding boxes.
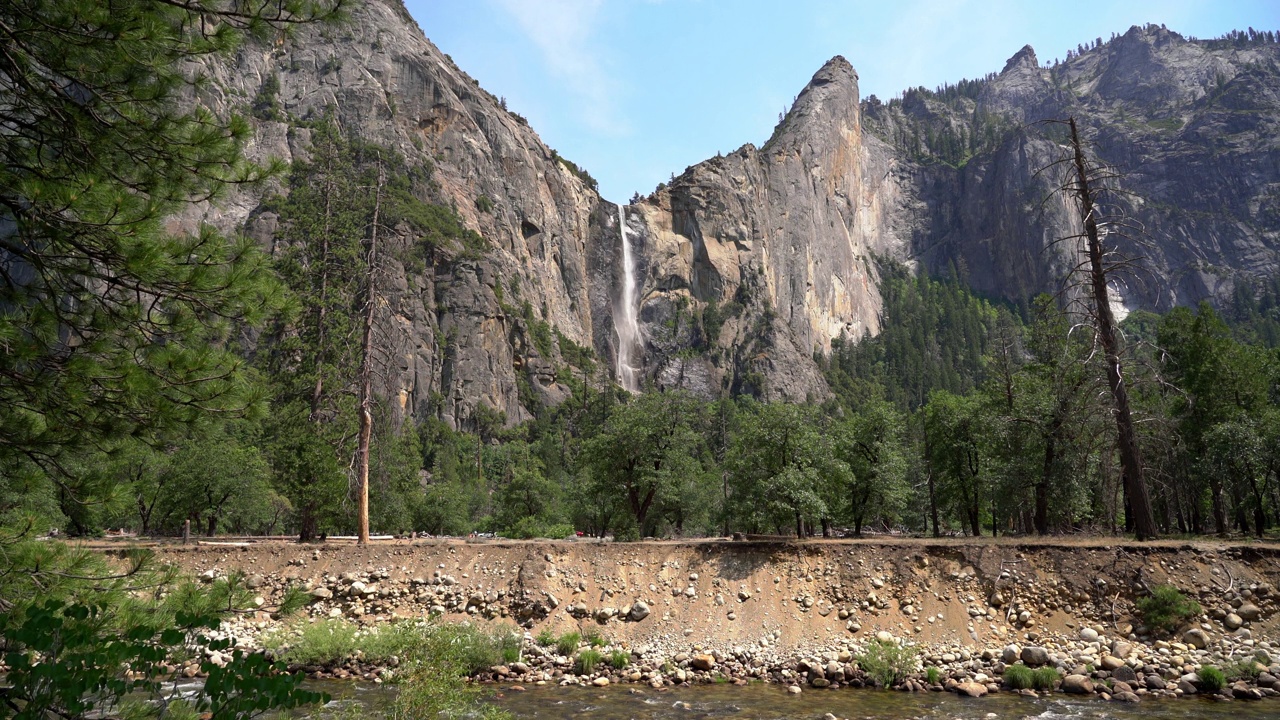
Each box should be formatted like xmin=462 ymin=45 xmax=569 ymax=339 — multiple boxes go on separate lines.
xmin=492 ymin=0 xmax=629 ymax=135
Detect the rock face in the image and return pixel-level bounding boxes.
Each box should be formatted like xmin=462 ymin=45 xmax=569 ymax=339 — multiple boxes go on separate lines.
xmin=861 ymin=27 xmax=1280 ymax=316
xmin=197 ymin=6 xmax=1280 ymax=417
xmin=190 ymin=0 xmax=619 ymax=428
xmin=622 ymin=57 xmax=912 ymax=400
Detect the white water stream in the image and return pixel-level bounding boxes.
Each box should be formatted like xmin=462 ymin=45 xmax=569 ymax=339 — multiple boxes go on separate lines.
xmin=615 ymin=205 xmax=642 ymax=392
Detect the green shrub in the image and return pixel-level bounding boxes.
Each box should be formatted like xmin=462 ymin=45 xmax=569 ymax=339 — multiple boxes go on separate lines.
xmin=502 ymin=518 xmax=574 ymax=540
xmin=535 ymin=630 xmax=556 ymax=647
xmin=474 ymin=195 xmax=494 ymax=213
xmin=925 ymin=666 xmax=942 ymax=684
xmin=1198 ymin=666 xmax=1226 ymax=693
xmin=584 ymin=629 xmax=607 ymax=648
xmin=556 ymin=632 xmax=580 ymax=657
xmin=1003 ymin=663 xmax=1034 ymax=689
xmin=856 ymin=639 xmax=917 ymax=688
xmin=1224 ymin=659 xmax=1260 ymax=681
xmin=576 ymin=649 xmax=602 ymax=674
xmin=1031 ymin=666 xmax=1059 ymax=691
xmin=1135 ymin=585 xmax=1200 ymax=634
xmin=264 ymin=618 xmax=515 ymax=675
xmin=607 ymin=650 xmax=630 ymax=669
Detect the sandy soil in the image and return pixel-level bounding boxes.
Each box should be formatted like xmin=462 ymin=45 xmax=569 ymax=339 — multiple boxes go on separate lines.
xmin=89 ymin=535 xmax=1280 ymax=652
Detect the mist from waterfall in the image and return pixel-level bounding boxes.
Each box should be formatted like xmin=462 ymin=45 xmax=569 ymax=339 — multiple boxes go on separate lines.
xmin=615 ymin=205 xmax=641 ymax=392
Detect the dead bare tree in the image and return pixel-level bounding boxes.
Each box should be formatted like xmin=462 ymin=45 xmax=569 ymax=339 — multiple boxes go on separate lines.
xmin=355 ymin=163 xmax=384 ymax=545
xmin=1063 ymin=117 xmax=1158 ymax=540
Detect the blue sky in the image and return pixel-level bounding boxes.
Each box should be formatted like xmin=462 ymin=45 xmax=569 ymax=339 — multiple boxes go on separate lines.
xmin=406 ymin=1 xmax=1278 ymax=203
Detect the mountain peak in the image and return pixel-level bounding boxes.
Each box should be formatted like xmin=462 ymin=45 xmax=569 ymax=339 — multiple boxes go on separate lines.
xmin=1002 ymin=44 xmax=1039 ymax=73
xmin=811 ymin=55 xmax=857 ymax=86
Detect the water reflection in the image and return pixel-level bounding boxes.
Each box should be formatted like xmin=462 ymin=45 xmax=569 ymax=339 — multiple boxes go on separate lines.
xmin=306 ymin=681 xmax=1274 ymax=720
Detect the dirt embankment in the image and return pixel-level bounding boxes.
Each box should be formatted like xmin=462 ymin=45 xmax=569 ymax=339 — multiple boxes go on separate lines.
xmin=122 ymin=537 xmax=1280 ymax=652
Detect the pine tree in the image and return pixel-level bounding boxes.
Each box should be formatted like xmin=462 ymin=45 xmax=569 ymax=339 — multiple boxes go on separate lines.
xmin=0 ymin=0 xmax=341 ymax=502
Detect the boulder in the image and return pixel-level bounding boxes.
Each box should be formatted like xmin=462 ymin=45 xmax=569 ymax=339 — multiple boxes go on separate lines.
xmin=1224 ymin=613 xmax=1243 ymax=630
xmin=1062 ymin=674 xmax=1094 ymax=694
xmin=1238 ymin=603 xmax=1262 ymax=622
xmin=1079 ymin=627 xmax=1099 ymax=642
xmin=1100 ymin=655 xmax=1125 ymax=671
xmin=1112 ymin=665 xmax=1137 ymax=683
xmin=629 ymin=601 xmax=650 ymax=621
xmin=955 ymin=681 xmax=988 ymax=697
xmin=1112 ymin=691 xmax=1140 ymax=703
xmin=1232 ymin=683 xmax=1263 ymax=700
xmin=1001 ymin=644 xmax=1021 ymax=664
xmin=1182 ymin=628 xmax=1209 ymax=649
xmin=310 ymin=587 xmax=333 ymax=600
xmin=691 ymin=654 xmax=716 ymax=671
xmin=1020 ymin=646 xmax=1050 ymax=667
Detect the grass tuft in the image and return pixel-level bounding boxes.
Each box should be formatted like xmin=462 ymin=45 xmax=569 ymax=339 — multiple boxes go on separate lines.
xmin=555 ymin=632 xmax=580 ymax=657
xmin=1003 ymin=663 xmax=1034 ymax=689
xmin=575 ymin=648 xmax=603 ymax=674
xmin=1198 ymin=666 xmax=1226 ymax=692
xmin=1031 ymin=666 xmax=1059 ymax=691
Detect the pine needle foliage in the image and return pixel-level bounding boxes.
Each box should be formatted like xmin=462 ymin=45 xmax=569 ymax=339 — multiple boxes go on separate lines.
xmin=0 ymin=0 xmax=343 ymax=494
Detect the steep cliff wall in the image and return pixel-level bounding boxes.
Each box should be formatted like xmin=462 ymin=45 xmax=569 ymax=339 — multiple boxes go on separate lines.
xmin=623 ymin=59 xmax=919 ymax=400
xmin=187 ymin=0 xmax=628 ymax=428
xmin=865 ymin=27 xmax=1280 ymax=313
xmin=196 ymin=6 xmax=1280 ymax=417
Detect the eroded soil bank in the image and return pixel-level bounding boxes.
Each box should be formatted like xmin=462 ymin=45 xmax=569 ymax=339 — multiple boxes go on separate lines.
xmin=110 ymin=537 xmax=1280 ymax=702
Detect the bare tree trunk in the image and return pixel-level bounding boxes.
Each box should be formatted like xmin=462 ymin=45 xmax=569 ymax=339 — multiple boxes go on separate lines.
xmin=355 ymin=165 xmax=383 ymax=545
xmin=1067 ymin=117 xmax=1158 ymax=540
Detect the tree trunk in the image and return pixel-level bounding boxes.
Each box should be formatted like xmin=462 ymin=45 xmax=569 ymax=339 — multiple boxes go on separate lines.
xmin=355 ymin=166 xmax=384 ymax=545
xmin=1036 ymin=432 xmax=1054 ymax=534
xmin=1210 ymin=474 xmax=1227 ymax=536
xmin=1067 ymin=117 xmax=1158 ymax=540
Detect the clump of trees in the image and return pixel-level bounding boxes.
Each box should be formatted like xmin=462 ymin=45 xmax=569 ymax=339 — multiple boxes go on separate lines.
xmin=15 ymin=247 xmax=1280 ymax=541
xmin=4 ymin=0 xmax=1279 ymax=546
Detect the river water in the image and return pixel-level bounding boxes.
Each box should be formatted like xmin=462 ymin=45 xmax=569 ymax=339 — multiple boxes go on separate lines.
xmin=323 ymin=681 xmax=1276 ymax=720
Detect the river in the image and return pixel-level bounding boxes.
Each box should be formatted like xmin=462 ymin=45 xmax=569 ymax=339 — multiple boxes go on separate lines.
xmin=321 ymin=681 xmax=1277 ymax=720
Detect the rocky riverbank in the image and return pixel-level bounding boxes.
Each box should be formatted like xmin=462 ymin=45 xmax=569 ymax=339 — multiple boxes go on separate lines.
xmin=133 ymin=537 xmax=1280 ymax=703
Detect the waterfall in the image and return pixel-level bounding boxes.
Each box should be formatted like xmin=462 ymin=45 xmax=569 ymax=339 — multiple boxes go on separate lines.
xmin=615 ymin=205 xmax=642 ymax=392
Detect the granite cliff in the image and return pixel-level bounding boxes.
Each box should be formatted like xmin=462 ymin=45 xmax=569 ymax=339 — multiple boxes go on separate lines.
xmin=198 ymin=4 xmax=1280 ymax=421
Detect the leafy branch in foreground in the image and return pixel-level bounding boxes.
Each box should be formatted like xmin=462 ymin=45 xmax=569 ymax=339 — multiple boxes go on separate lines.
xmin=0 ymin=533 xmax=323 ymax=720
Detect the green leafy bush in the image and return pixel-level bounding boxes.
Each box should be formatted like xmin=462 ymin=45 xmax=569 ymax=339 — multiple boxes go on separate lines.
xmin=1135 ymin=585 xmax=1201 ymax=634
xmin=1198 ymin=666 xmax=1226 ymax=692
xmin=535 ymin=630 xmax=556 ymax=647
xmin=1003 ymin=663 xmax=1034 ymax=689
xmin=607 ymin=650 xmax=630 ymax=669
xmin=1224 ymin=659 xmax=1261 ymax=681
xmin=0 ymin=539 xmax=324 ymax=720
xmin=856 ymin=639 xmax=918 ymax=688
xmin=576 ymin=648 xmax=603 ymax=674
xmin=502 ymin=518 xmax=573 ymax=540
xmin=1031 ymin=666 xmax=1059 ymax=691
xmin=556 ymin=632 xmax=581 ymax=657
xmin=925 ymin=666 xmax=942 ymax=684
xmin=584 ymin=629 xmax=607 ymax=647
xmin=264 ymin=618 xmax=516 ymax=674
